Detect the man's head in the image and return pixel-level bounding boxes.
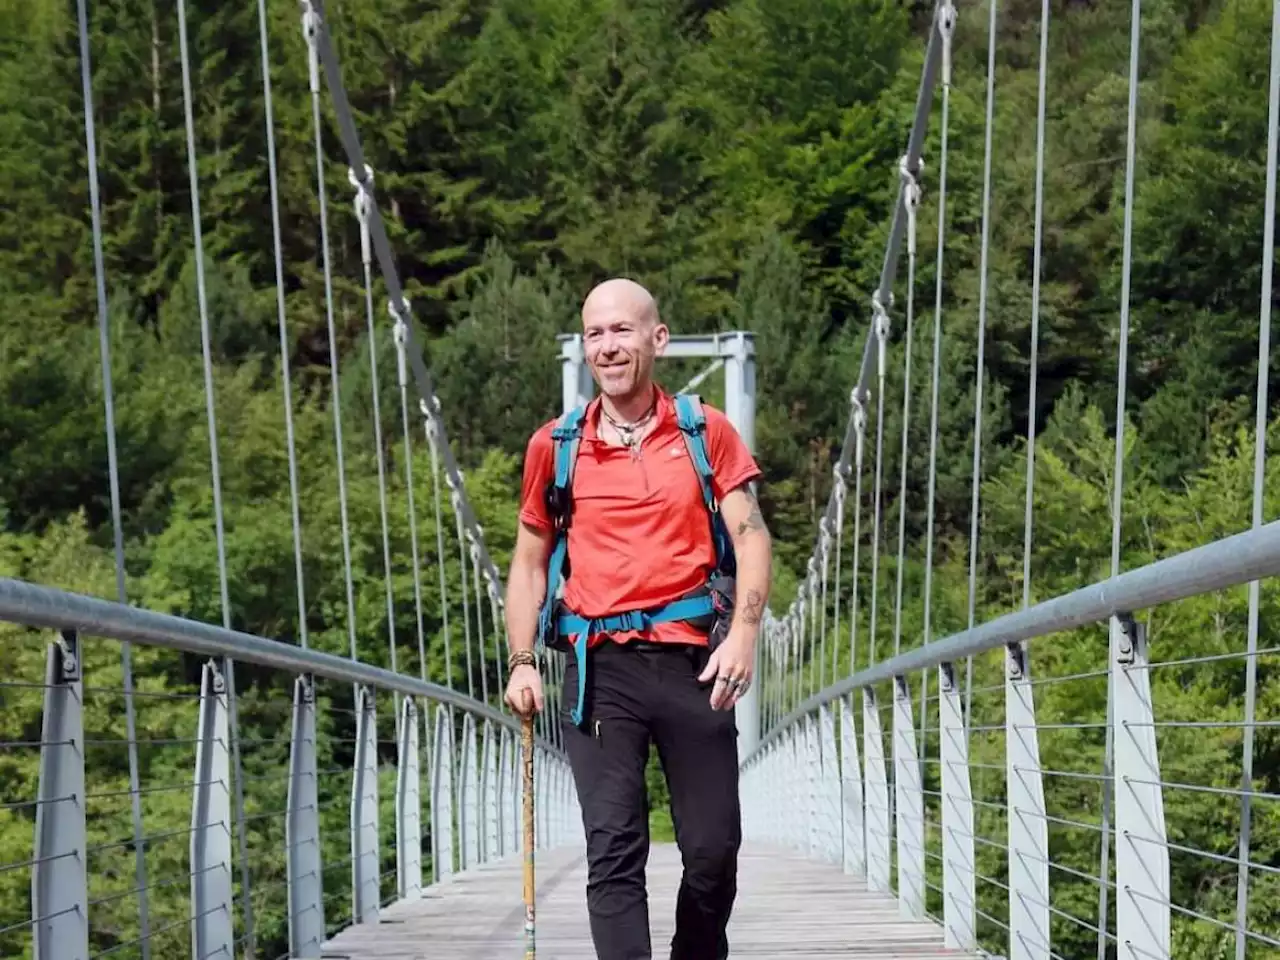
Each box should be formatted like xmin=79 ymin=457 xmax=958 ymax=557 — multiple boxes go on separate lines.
xmin=580 ymin=277 xmax=668 ymax=403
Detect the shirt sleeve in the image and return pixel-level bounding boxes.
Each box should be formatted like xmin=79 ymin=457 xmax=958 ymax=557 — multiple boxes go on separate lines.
xmin=518 ymin=424 xmax=556 ymax=532
xmin=704 ymin=405 xmax=762 ymax=501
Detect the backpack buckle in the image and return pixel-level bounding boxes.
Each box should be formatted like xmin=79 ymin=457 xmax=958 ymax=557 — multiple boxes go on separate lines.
xmin=545 ymin=481 xmax=573 ymax=532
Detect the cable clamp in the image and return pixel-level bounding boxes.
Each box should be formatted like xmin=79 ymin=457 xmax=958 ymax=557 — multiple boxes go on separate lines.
xmin=349 ymin=165 xmax=375 ymax=267
xmin=851 ymin=391 xmax=867 ymax=470
xmin=300 ymin=1 xmax=321 ymax=94
xmin=832 ymin=468 xmax=847 ymax=506
xmin=818 ymin=516 xmax=833 ymax=561
xmin=56 ymin=630 xmax=80 ymax=683
xmin=900 ymin=155 xmax=924 ymax=258
xmin=390 ymin=297 xmax=410 ymax=389
xmin=872 ymin=292 xmax=891 ymax=380
xmin=939 ymin=0 xmax=957 ymax=88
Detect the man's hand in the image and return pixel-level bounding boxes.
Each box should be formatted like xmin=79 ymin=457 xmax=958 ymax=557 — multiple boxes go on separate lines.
xmin=504 ymin=664 xmax=545 ymax=718
xmin=698 ymin=632 xmax=755 ymax=711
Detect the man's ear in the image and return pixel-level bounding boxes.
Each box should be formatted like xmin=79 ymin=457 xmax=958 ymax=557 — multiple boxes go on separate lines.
xmin=652 ymin=321 xmax=670 ymax=356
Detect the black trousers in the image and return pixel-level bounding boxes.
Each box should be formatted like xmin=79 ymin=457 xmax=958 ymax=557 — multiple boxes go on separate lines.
xmin=560 ymin=640 xmax=742 ymax=960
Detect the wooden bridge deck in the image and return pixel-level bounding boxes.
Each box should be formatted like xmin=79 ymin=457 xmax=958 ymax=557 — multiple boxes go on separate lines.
xmin=321 ymin=843 xmax=973 ymax=959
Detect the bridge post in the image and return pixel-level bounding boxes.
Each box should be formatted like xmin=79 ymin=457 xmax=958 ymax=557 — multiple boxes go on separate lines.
xmin=430 ymin=705 xmax=456 ymax=880
xmin=287 ymin=675 xmax=324 ymax=957
xmin=191 ymin=660 xmax=234 ymax=960
xmin=351 ymin=686 xmax=380 ymax=923
xmin=396 ymin=697 xmax=422 ymax=899
xmin=1111 ymin=615 xmax=1170 ymax=958
xmin=32 ymin=630 xmax=88 ymax=960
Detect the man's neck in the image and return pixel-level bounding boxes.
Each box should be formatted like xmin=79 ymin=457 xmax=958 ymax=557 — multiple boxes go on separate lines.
xmin=600 ymin=383 xmax=657 ymax=425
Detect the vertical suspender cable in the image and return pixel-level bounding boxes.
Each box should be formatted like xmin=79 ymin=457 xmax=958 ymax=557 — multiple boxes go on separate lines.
xmin=966 ymin=0 xmax=999 ymax=732
xmin=453 ymin=490 xmax=475 ymax=701
xmin=831 ymin=471 xmax=847 ymax=681
xmin=1098 ymin=0 xmax=1143 ymax=950
xmin=175 ymin=0 xmax=255 ymax=948
xmin=1022 ymin=0 xmax=1049 ymax=618
xmin=819 ymin=524 xmax=831 ymax=689
xmin=808 ymin=560 xmax=819 ymax=696
xmin=1236 ymin=6 xmax=1279 ymax=957
xmin=893 ymin=161 xmax=922 ymax=659
xmin=303 ymin=3 xmax=359 ymax=667
xmin=351 ymin=168 xmax=401 ymax=732
xmin=922 ymin=0 xmax=954 ymax=756
xmin=258 ymin=0 xmax=308 ymax=649
xmin=470 ymin=538 xmax=489 ymax=705
xmin=77 ymin=1 xmax=151 ymax=951
xmin=425 ymin=410 xmax=454 ymax=690
xmin=394 ymin=320 xmax=428 ymax=683
xmin=869 ymin=302 xmax=891 ymax=668
xmin=849 ymin=397 xmax=868 ymax=675
xmin=489 ymin=583 xmax=506 ymax=713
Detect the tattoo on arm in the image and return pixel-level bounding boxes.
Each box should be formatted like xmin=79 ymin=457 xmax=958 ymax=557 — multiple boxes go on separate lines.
xmin=742 ymin=589 xmax=764 ymax=626
xmin=734 ymin=493 xmax=767 ymax=538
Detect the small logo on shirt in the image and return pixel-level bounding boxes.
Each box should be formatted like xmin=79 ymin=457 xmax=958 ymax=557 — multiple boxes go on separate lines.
xmin=670 ymin=447 xmax=684 ymax=458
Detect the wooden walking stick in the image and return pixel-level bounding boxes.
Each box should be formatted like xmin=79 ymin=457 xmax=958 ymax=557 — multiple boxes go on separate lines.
xmin=521 ymin=710 xmax=537 ymax=959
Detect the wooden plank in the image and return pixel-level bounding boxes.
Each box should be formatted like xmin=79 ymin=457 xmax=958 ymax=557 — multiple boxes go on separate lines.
xmin=320 ymin=843 xmax=976 ymax=959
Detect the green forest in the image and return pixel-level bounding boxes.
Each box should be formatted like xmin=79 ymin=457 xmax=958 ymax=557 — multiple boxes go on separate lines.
xmin=1 ymin=0 xmax=1278 ymax=956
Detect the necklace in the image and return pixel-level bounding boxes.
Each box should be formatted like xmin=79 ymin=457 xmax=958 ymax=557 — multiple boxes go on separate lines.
xmin=602 ymin=400 xmax=656 ymax=460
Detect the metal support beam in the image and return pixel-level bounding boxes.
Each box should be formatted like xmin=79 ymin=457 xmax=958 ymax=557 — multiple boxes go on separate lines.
xmin=287 ymin=676 xmax=324 ymax=958
xmin=840 ymin=695 xmax=865 ymax=877
xmin=1111 ymin=615 xmax=1169 ymax=959
xmin=481 ymin=719 xmax=499 ymax=863
xmin=351 ymin=686 xmax=379 ymax=923
xmin=820 ymin=703 xmax=841 ymax=864
xmin=430 ymin=705 xmax=456 ymax=880
xmin=32 ymin=630 xmax=88 ymax=960
xmin=191 ymin=659 xmax=234 ymax=960
xmin=1006 ymin=644 xmax=1049 ymax=960
xmin=862 ymin=688 xmax=891 ymax=894
xmin=396 ymin=697 xmax=422 ymax=899
xmin=894 ymin=675 xmax=925 ymax=917
xmin=940 ymin=662 xmax=976 ymax=950
xmin=460 ymin=711 xmax=480 ymax=868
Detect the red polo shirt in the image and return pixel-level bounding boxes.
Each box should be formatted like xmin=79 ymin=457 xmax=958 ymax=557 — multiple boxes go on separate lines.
xmin=518 ymin=388 xmax=761 ymax=647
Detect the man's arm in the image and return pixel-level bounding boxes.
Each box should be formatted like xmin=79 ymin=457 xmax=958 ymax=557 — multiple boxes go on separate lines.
xmin=719 ymin=482 xmax=773 ymax=645
xmin=505 ymin=520 xmax=553 ymax=657
xmin=504 ymin=520 xmax=554 ymax=716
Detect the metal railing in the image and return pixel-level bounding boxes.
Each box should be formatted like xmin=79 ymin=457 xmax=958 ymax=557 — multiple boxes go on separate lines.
xmin=0 ymin=577 xmax=576 ymax=960
xmin=745 ymin=0 xmax=1280 ymax=958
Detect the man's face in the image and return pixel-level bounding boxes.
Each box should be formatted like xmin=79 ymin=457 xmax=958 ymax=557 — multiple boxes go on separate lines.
xmin=582 ymin=298 xmax=667 ymax=400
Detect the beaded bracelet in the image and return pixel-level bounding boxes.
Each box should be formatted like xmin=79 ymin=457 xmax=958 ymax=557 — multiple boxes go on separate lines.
xmin=507 ymin=649 xmax=538 ymax=672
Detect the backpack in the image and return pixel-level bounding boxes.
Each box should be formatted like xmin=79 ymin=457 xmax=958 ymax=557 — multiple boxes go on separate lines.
xmin=535 ymin=393 xmax=737 ymax=726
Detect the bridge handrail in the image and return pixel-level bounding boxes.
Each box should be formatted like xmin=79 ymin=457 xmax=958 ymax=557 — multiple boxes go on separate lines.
xmin=749 ymin=515 xmax=1280 ymax=762
xmin=0 ymin=576 xmax=559 ymax=755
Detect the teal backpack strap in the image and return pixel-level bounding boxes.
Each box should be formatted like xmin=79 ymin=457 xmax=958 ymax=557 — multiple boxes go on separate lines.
xmin=674 ymin=393 xmax=736 ymax=576
xmin=536 ymin=406 xmax=585 ymax=650
xmin=536 ymin=405 xmax=590 ymax=727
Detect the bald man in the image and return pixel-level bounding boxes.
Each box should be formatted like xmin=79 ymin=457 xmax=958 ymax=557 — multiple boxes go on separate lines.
xmin=503 ymin=278 xmax=773 ymax=959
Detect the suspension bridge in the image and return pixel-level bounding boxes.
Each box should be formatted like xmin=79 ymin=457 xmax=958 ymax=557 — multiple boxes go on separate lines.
xmin=2 ymin=0 xmax=1279 ymax=957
